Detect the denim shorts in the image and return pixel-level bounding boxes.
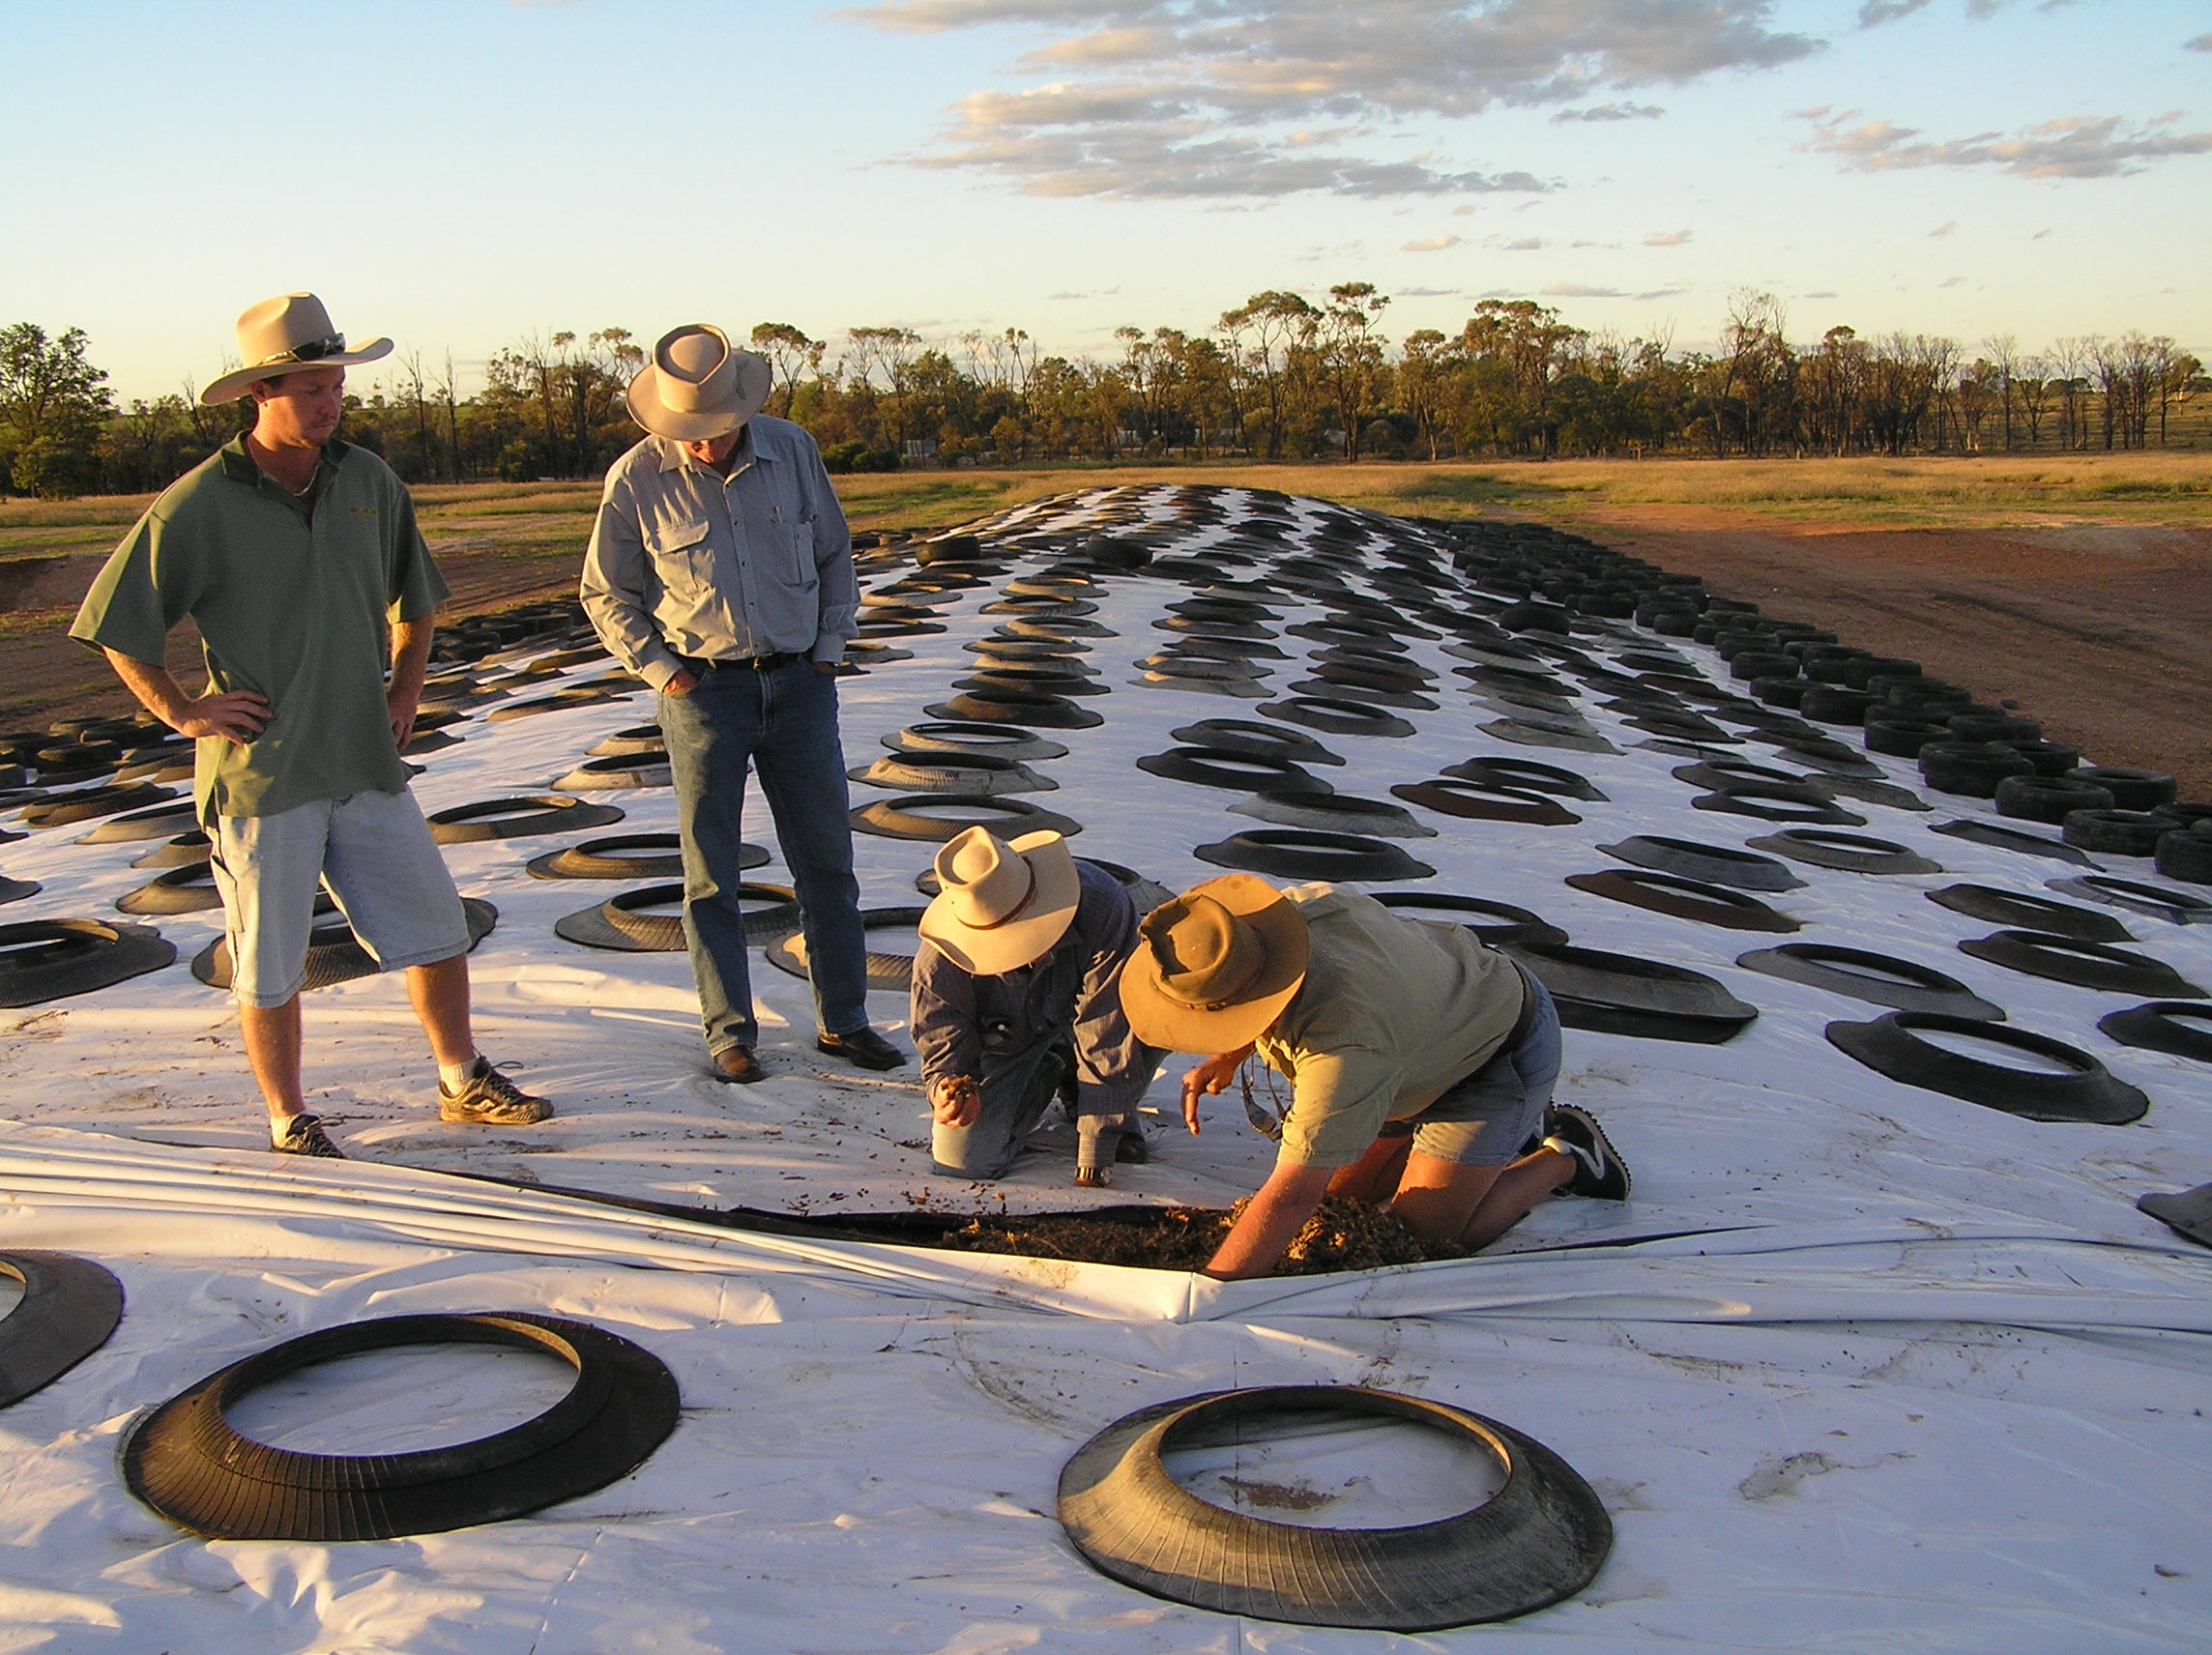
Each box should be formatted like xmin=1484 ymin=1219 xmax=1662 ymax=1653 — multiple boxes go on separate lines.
xmin=207 ymin=788 xmax=470 ymax=1007
xmin=1388 ymin=976 xmax=1562 ymax=1166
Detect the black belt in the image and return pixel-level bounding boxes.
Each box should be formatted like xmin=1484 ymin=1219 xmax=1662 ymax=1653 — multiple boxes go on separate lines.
xmin=680 ymin=651 xmax=803 ymax=674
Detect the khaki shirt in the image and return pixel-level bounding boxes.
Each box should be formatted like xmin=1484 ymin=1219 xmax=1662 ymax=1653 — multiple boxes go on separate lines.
xmin=69 ymin=437 xmax=447 ymax=821
xmin=580 ymin=421 xmax=859 ymax=690
xmin=1258 ymin=884 xmax=1528 ymax=1169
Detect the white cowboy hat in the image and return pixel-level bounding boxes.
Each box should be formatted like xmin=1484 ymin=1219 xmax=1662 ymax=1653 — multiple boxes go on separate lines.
xmin=624 ymin=323 xmax=773 ymax=441
xmin=918 ymin=828 xmax=1083 ymax=976
xmin=1119 ymin=873 xmax=1311 ymax=1053
xmin=200 ymin=293 xmax=393 ymax=405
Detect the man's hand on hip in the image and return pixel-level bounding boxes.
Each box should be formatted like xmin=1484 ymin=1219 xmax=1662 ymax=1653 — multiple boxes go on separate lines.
xmin=662 ymin=669 xmax=699 ymax=697
xmin=812 ymin=660 xmax=838 ymax=676
xmin=173 ymin=689 xmax=271 ymax=742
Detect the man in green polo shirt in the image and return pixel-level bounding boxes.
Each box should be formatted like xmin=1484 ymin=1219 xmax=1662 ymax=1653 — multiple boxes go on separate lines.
xmin=71 ymin=292 xmax=550 ymax=1158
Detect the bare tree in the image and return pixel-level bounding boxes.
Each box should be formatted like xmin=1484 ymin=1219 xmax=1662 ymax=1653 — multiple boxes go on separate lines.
xmin=1981 ymin=334 xmax=2018 ymax=450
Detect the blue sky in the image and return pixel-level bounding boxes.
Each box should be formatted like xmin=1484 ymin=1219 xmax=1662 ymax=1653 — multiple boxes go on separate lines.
xmin=4 ymin=0 xmax=2206 ymax=400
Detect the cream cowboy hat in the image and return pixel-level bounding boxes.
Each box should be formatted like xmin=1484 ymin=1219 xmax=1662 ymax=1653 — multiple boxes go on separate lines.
xmin=918 ymin=827 xmax=1083 ymax=976
xmin=200 ymin=293 xmax=393 ymax=405
xmin=1120 ymin=874 xmax=1310 ymax=1053
xmin=624 ymin=323 xmax=773 ymax=441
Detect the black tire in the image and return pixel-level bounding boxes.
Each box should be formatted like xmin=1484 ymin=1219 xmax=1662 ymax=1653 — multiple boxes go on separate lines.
xmin=2048 ymin=874 xmax=2212 ymax=926
xmin=886 ymin=721 xmax=1069 ymax=763
xmin=2156 ymin=829 xmax=2212 ymax=885
xmin=2062 ymin=809 xmax=2172 ymax=857
xmin=554 ymin=753 xmax=673 ymax=791
xmin=1947 ymin=712 xmax=2041 ymax=743
xmin=1371 ymin=893 xmax=1568 ymax=948
xmin=1390 ymin=780 xmax=1580 ymax=827
xmin=0 ymin=917 xmax=178 ymax=1007
xmin=17 ymin=782 xmax=178 ymax=830
xmin=1136 ymin=747 xmax=1332 ymax=794
xmin=1170 ymin=718 xmax=1344 ymax=767
xmin=2099 ymin=1002 xmax=2212 ymax=1062
xmin=1729 ymin=651 xmax=1797 ymax=682
xmin=1259 ymin=697 xmax=1416 ymax=739
xmin=0 ymin=1250 xmax=125 ymax=1408
xmin=115 ymin=863 xmax=222 ymax=915
xmin=1824 ymin=1011 xmax=2148 ymax=1124
xmin=122 ymin=1311 xmax=680 ymax=1542
xmin=1924 ymin=884 xmax=2133 ymax=943
xmin=1957 ymin=929 xmax=2204 ymax=998
xmin=2069 ymin=767 xmax=2178 ymax=811
xmin=1058 ymin=1385 xmax=1612 ymax=1632
xmin=1735 ymin=944 xmax=2003 ymax=1018
xmin=527 ymin=832 xmax=731 ymax=881
xmin=1440 ymin=757 xmax=1606 ymax=801
xmin=193 ymin=899 xmax=497 ymax=992
xmin=1566 ymin=869 xmax=1798 ymax=933
xmin=1233 ymin=791 xmax=1433 ymax=837
xmin=1863 ymin=719 xmax=1951 ymax=759
xmin=2006 ymin=740 xmax=2080 ymax=778
xmin=1599 ymin=833 xmax=1805 ymax=891
xmin=1918 ymin=743 xmax=2032 ymax=798
xmin=1691 ymin=787 xmax=1867 ymax=828
xmin=73 ymin=799 xmax=199 ymax=844
xmin=764 ymin=906 xmax=925 ymax=987
xmin=924 ymin=692 xmax=1103 ymax=730
xmin=555 ymin=882 xmax=797 ymax=951
xmin=851 ymin=795 xmax=1083 ymax=842
xmin=1798 ymin=685 xmax=1878 ymax=727
xmin=1744 ymin=829 xmax=1942 ymax=876
xmin=1994 ymin=776 xmax=2114 ymax=825
xmin=427 ymin=796 xmax=625 ymax=845
xmin=1500 ymin=940 xmax=1758 ymax=1043
xmin=1751 ymin=676 xmax=1809 ymax=709
xmin=1194 ymin=828 xmax=1436 ymax=882
xmin=1929 ymin=818 xmax=2094 ymax=866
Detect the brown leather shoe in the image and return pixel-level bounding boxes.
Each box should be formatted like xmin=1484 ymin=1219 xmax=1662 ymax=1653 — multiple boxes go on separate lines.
xmin=712 ymin=1045 xmax=765 ymax=1085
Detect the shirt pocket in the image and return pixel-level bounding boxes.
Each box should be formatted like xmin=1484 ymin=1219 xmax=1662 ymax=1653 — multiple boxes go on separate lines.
xmin=645 ymin=518 xmax=715 ymax=598
xmin=786 ymin=517 xmax=818 ymax=589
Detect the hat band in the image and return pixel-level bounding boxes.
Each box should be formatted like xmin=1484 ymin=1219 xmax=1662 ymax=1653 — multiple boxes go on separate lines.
xmin=961 ymin=860 xmax=1038 ymax=931
xmin=251 ymin=333 xmax=346 ymax=368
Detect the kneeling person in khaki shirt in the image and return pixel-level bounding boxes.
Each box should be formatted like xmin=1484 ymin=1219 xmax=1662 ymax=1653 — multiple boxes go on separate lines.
xmin=1121 ymin=877 xmax=1630 ymax=1279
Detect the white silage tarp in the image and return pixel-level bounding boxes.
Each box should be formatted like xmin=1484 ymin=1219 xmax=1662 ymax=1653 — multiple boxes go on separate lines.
xmin=2 ymin=483 xmax=2210 ymax=1652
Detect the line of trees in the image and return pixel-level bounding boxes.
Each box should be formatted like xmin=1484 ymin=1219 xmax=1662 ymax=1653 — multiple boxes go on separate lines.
xmin=3 ymin=291 xmax=2203 ymax=499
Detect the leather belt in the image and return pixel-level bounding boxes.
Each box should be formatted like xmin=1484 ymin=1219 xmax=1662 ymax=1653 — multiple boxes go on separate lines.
xmin=681 ymin=651 xmax=802 ymax=674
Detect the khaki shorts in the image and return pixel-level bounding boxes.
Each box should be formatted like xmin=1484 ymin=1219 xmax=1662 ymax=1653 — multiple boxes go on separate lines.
xmin=208 ymin=788 xmax=470 ymax=1008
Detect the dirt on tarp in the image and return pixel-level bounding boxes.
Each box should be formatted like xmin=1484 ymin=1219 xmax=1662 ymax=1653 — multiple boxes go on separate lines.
xmin=931 ymin=1196 xmax=1465 ymax=1274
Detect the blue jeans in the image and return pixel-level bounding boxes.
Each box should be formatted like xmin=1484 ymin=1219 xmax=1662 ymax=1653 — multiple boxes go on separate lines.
xmin=657 ymin=661 xmax=868 ymax=1054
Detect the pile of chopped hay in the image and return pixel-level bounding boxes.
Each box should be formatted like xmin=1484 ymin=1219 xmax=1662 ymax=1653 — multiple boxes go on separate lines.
xmin=934 ymin=1197 xmax=1464 ymax=1274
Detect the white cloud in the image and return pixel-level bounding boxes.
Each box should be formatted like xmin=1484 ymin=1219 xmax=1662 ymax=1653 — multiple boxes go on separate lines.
xmin=1552 ymin=102 xmax=1665 ymax=124
xmin=1403 ymin=234 xmax=1463 ymax=251
xmin=1543 ymin=282 xmax=1626 ymax=297
xmin=1930 ymin=219 xmax=1955 ymax=237
xmin=1399 ymin=286 xmax=1463 ymax=297
xmin=838 ymin=0 xmax=1822 ymax=198
xmin=1500 ymin=236 xmax=1546 ymax=250
xmin=1801 ymin=107 xmax=2212 ymax=179
xmin=2186 ymin=33 xmax=2211 ymax=51
xmin=1643 ymin=228 xmax=1692 ymax=246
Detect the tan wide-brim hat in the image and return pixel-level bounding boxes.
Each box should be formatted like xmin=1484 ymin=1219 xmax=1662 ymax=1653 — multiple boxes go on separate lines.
xmin=1120 ymin=873 xmax=1310 ymax=1053
xmin=200 ymin=293 xmax=393 ymax=405
xmin=919 ymin=827 xmax=1083 ymax=975
xmin=624 ymin=323 xmax=773 ymax=441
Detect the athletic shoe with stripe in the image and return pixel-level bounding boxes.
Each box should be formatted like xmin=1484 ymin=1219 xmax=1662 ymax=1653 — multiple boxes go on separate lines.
xmin=1542 ymin=1104 xmax=1629 ymax=1200
xmin=272 ymin=1113 xmax=344 ymax=1158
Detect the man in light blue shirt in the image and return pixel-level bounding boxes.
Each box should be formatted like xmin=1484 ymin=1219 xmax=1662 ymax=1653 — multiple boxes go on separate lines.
xmin=582 ymin=324 xmax=901 ymax=1083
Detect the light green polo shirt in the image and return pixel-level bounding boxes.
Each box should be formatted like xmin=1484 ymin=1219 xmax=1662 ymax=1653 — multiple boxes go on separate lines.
xmin=70 ymin=436 xmax=449 ymax=820
xmin=1257 ymin=884 xmax=1528 ymax=1169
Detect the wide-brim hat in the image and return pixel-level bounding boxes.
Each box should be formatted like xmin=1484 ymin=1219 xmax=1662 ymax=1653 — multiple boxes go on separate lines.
xmin=1120 ymin=874 xmax=1310 ymax=1053
xmin=201 ymin=293 xmax=393 ymax=405
xmin=919 ymin=828 xmax=1082 ymax=975
xmin=624 ymin=323 xmax=772 ymax=441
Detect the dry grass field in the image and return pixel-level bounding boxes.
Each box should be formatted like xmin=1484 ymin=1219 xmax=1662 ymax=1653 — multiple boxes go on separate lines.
xmin=5 ymin=450 xmax=2208 ymax=791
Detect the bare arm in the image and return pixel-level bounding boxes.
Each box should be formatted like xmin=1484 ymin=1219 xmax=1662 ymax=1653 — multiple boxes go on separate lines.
xmin=387 ymin=614 xmax=434 ymax=747
xmin=1205 ymin=1160 xmax=1335 ymax=1280
xmin=1180 ymin=1043 xmax=1256 ymax=1133
xmin=102 ymin=648 xmax=268 ymax=741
